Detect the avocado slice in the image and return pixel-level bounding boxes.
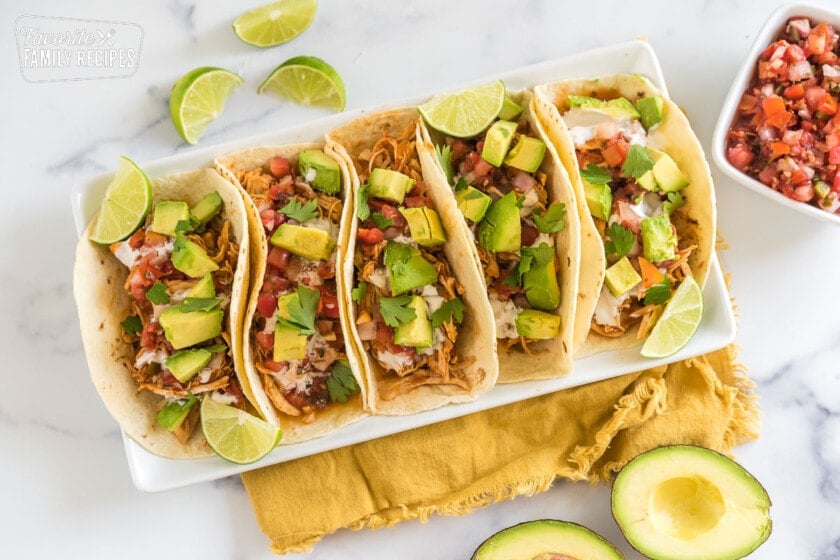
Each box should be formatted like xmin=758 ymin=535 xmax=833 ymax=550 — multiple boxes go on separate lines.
xmin=523 ymin=253 xmax=561 ymax=310
xmin=270 ymin=224 xmax=335 ymax=261
xmin=477 ymin=191 xmax=521 ymax=253
xmin=400 ymin=207 xmax=447 ymax=247
xmin=514 ymin=309 xmax=561 ymax=340
xmin=637 ymin=148 xmax=689 ymax=193
xmin=455 ymin=185 xmax=492 ymax=223
xmin=504 ymin=135 xmax=546 ymax=173
xmin=273 ymin=322 xmax=308 ymax=362
xmin=471 ymin=519 xmax=622 ymax=560
xmin=156 ymin=393 xmax=198 ymax=431
xmin=165 ymin=348 xmax=213 ymax=383
xmin=498 ymin=97 xmax=523 ymax=121
xmin=190 ymin=192 xmax=223 ymax=228
xmin=636 ymin=96 xmax=664 ymax=129
xmin=172 ymin=237 xmax=219 ymax=278
xmin=158 ymin=307 xmax=223 ymax=350
xmin=393 ymin=295 xmax=433 ymax=348
xmin=612 ymin=445 xmax=771 ymax=560
xmin=583 ymin=178 xmax=613 ymax=222
xmin=481 ymin=120 xmax=518 ymax=167
xmin=641 ymin=215 xmax=677 ymax=264
xmin=383 ymin=241 xmax=439 ymax=296
xmin=568 ymin=95 xmax=640 ymax=120
xmin=187 ymin=273 xmax=216 ymax=298
xmin=605 ymin=256 xmax=642 ymax=297
xmin=368 ymin=168 xmax=414 ymax=204
xmin=299 ymin=149 xmax=341 ymax=194
xmin=151 ymin=201 xmax=191 ymax=237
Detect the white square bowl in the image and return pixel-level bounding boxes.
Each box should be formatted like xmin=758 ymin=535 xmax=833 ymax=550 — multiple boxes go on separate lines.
xmin=712 ymin=3 xmax=840 ymax=225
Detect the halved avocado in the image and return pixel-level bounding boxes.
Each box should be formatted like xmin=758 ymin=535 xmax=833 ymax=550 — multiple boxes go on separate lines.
xmin=471 ymin=519 xmax=623 ymax=560
xmin=612 ymin=445 xmax=772 ymax=560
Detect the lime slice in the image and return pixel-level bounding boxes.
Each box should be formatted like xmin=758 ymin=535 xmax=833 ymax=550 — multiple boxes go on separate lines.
xmin=418 ymin=80 xmax=506 ymax=138
xmin=170 ymin=67 xmax=244 ymax=144
xmin=200 ymin=397 xmax=282 ymax=464
xmin=258 ymin=55 xmax=346 ymax=111
xmin=89 ymin=156 xmax=153 ymax=245
xmin=641 ymin=275 xmax=704 ymax=358
xmin=233 ymin=0 xmax=317 ymax=48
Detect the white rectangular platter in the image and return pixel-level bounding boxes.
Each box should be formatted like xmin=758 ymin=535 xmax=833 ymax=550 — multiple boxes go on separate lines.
xmin=72 ymin=39 xmax=737 ymax=492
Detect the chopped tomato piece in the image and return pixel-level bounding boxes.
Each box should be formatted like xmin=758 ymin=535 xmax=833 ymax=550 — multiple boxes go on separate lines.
xmin=727 ymin=144 xmax=755 ymax=170
xmin=807 ymin=22 xmax=834 ymax=55
xmin=638 ymin=257 xmax=664 ymax=289
xmin=784 ymin=83 xmax=805 ymax=100
xmin=816 ymin=93 xmax=838 ymax=116
xmin=267 ymin=247 xmax=291 ymax=270
xmin=805 ymin=86 xmax=827 ymax=111
xmin=255 ymin=331 xmax=274 ymax=351
xmin=357 ymin=228 xmax=385 ymax=245
xmin=318 ymin=291 xmax=340 ymax=319
xmin=762 ymin=96 xmax=793 ymax=129
xmin=269 ymin=157 xmax=291 ymax=178
xmin=256 ymin=293 xmax=277 ymax=318
xmin=602 ymin=138 xmax=629 ymax=167
xmin=770 ymin=141 xmax=790 ymax=159
xmin=829 ymin=146 xmax=840 ymax=165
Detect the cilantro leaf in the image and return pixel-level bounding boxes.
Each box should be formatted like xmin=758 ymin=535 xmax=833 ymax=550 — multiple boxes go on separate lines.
xmin=279 ymin=198 xmax=318 ymax=223
xmin=146 ymin=281 xmax=171 ymax=305
xmin=174 ymin=220 xmax=194 ymax=234
xmin=621 ymin=144 xmax=654 ymax=179
xmin=379 ymin=296 xmax=417 ymax=328
xmin=356 ymin=184 xmax=371 ymax=221
xmin=327 ymin=360 xmax=360 ymax=403
xmin=533 ymin=202 xmax=567 ymax=234
xmin=120 ymin=315 xmax=142 ymax=335
xmin=178 ymin=297 xmax=222 ymax=312
xmin=351 ymin=282 xmax=368 ymax=305
xmin=644 ymin=277 xmax=672 ymax=305
xmin=371 ymin=212 xmax=393 ymax=229
xmin=435 ymin=144 xmax=453 ymax=184
xmin=663 ymin=191 xmax=685 ymax=214
xmin=503 ymin=243 xmax=554 ymax=288
xmin=431 ymin=297 xmax=466 ymax=329
xmin=604 ymin=223 xmax=635 ymax=259
xmin=278 ymin=286 xmax=320 ymax=335
xmin=581 ymin=164 xmax=612 ymax=185
xmin=454 ymin=177 xmax=469 ymax=193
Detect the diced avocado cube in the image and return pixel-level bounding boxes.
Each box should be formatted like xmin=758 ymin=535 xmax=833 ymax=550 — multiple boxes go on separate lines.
xmin=399 ymin=207 xmax=447 ymax=247
xmin=383 ymin=241 xmax=439 ymax=296
xmin=477 ymin=191 xmax=521 ymax=253
xmin=368 ymin=168 xmax=414 ymax=204
xmin=636 ymin=169 xmax=658 ymax=191
xmin=523 ymin=253 xmax=561 ymax=311
xmin=393 ymin=295 xmax=433 ymax=348
xmin=636 ymin=96 xmax=664 ymax=129
xmin=582 ymin=179 xmax=613 ymax=222
xmin=455 ymin=185 xmax=492 ymax=223
xmin=515 ymin=309 xmax=561 ymax=340
xmin=299 ymin=149 xmax=341 ymax=195
xmin=568 ymin=95 xmax=603 ymax=109
xmin=641 ymin=215 xmax=677 ymax=263
xmin=603 ymin=97 xmax=641 ymax=119
xmin=504 ymin=136 xmax=546 ymax=173
xmin=151 ymin=201 xmax=191 ymax=237
xmin=649 ymin=148 xmax=689 ymax=193
xmin=498 ymin=97 xmax=524 ymax=121
xmin=190 ymin=192 xmax=223 ymax=228
xmin=165 ymin=348 xmax=213 ymax=383
xmin=605 ymin=256 xmax=642 ymax=297
xmin=276 ymin=292 xmax=298 ymax=320
xmin=273 ymin=322 xmax=308 ymax=362
xmin=187 ymin=273 xmax=216 ymax=298
xmin=270 ymin=224 xmax=335 ymax=261
xmin=481 ymin=120 xmax=519 ymax=167
xmin=159 ymin=308 xmax=223 ymax=350
xmin=172 ymin=238 xmax=219 ymax=278
xmin=156 ymin=394 xmax=198 ymax=431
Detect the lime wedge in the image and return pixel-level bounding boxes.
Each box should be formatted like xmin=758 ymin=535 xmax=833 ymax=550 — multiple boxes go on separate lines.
xmin=89 ymin=156 xmax=153 ymax=245
xmin=233 ymin=0 xmax=317 ymax=48
xmin=641 ymin=275 xmax=704 ymax=358
xmin=200 ymin=397 xmax=282 ymax=464
xmin=170 ymin=67 xmax=244 ymax=144
xmin=258 ymin=55 xmax=346 ymax=111
xmin=418 ymin=80 xmax=506 ymax=138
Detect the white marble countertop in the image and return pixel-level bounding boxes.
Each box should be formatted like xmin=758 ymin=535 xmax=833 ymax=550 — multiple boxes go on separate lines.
xmin=3 ymin=0 xmax=840 ymax=557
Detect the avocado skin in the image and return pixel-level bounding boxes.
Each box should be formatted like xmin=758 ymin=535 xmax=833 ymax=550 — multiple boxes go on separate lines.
xmin=471 ymin=519 xmax=624 ymax=560
xmin=299 ymin=149 xmax=341 ymax=195
xmin=477 ymin=191 xmax=521 ymax=253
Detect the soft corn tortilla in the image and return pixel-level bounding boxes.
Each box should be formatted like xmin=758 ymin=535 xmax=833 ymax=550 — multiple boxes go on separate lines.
xmin=533 ymin=74 xmax=716 ymax=357
xmin=326 ymin=108 xmax=499 ymax=415
xmin=73 ymin=168 xmax=251 ymax=458
xmin=215 ymin=145 xmax=369 ymax=443
xmin=418 ymin=90 xmax=582 ymax=382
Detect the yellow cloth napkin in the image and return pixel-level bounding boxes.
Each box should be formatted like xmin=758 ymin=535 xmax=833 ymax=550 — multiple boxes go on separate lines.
xmin=242 ymin=344 xmax=758 ymax=555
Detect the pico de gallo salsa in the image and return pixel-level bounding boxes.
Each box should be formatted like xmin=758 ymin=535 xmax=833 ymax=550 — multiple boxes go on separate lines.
xmin=726 ymin=18 xmax=840 ymax=214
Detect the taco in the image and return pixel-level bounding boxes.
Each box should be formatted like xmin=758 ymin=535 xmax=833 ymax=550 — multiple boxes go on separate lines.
xmin=418 ymin=90 xmax=582 ymax=382
xmin=215 ymin=146 xmax=368 ymax=443
xmin=74 ymin=168 xmax=253 ymax=458
xmin=533 ymin=74 xmax=716 ymax=356
xmin=326 ymin=108 xmax=498 ymax=414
